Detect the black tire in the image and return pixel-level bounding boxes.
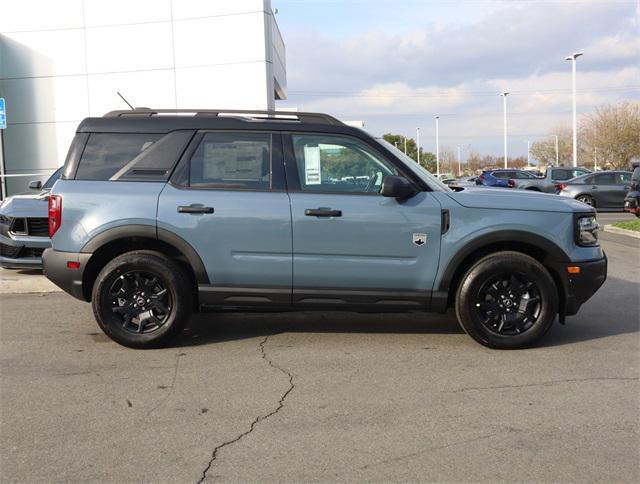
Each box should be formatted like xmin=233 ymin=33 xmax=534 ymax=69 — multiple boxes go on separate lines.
xmin=576 ymin=194 xmax=595 ymax=207
xmin=91 ymin=250 xmax=192 ymax=348
xmin=455 ymin=251 xmax=558 ymax=349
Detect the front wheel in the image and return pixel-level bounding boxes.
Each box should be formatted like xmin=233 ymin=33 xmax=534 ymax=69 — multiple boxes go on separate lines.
xmin=92 ymin=250 xmax=193 ymax=348
xmin=455 ymin=251 xmax=558 ymax=349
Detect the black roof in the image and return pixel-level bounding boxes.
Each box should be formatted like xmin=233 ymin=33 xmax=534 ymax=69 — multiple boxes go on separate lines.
xmin=77 ymin=108 xmax=363 ymax=135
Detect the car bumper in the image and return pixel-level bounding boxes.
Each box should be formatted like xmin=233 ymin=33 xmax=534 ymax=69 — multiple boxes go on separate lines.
xmin=551 ymin=254 xmax=607 ymax=317
xmin=0 ymin=233 xmax=49 ymax=269
xmin=42 ymin=248 xmax=92 ymax=301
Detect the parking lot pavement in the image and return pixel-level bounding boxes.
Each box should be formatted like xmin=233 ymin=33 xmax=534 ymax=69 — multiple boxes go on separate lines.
xmin=1 ymin=234 xmax=638 ymax=483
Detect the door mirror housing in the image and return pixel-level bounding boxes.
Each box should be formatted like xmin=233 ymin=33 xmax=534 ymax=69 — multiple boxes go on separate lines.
xmin=380 ymin=175 xmax=416 ymax=199
xmin=28 ymin=180 xmax=42 ymax=191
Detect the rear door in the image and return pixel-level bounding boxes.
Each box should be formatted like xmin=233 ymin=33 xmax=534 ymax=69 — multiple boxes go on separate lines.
xmin=592 ymin=172 xmax=617 ymax=208
xmin=158 ymin=131 xmax=292 ymax=306
xmin=284 ymin=132 xmax=442 ymax=309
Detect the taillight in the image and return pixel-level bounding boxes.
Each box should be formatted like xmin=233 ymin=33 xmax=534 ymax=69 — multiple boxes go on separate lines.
xmin=507 ymin=179 xmax=515 ymax=188
xmin=48 ymin=194 xmax=62 ymax=237
xmin=556 ymin=183 xmax=568 ymax=191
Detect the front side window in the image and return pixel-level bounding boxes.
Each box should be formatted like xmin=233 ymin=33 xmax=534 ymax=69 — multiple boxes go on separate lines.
xmin=76 ymin=133 xmax=162 ymax=180
xmin=618 ymin=172 xmax=632 ymax=184
xmin=292 ymin=134 xmax=396 ymax=193
xmin=189 ymin=132 xmax=271 ymax=189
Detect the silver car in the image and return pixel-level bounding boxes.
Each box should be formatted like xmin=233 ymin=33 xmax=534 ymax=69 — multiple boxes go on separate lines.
xmin=557 ymin=170 xmax=633 ymax=210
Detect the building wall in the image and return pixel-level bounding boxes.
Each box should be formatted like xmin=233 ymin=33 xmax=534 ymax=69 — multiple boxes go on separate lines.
xmin=0 ymin=0 xmax=286 ymax=196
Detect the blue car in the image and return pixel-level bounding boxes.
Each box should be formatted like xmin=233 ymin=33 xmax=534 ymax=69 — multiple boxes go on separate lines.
xmin=476 ymin=169 xmax=538 ymax=188
xmin=42 ymin=108 xmax=606 ymax=350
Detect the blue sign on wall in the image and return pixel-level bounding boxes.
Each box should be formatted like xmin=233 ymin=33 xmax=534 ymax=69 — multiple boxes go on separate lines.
xmin=0 ymin=98 xmax=6 ymax=129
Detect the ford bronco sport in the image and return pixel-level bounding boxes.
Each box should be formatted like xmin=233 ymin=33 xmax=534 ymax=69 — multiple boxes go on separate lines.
xmin=43 ymin=109 xmax=607 ymax=349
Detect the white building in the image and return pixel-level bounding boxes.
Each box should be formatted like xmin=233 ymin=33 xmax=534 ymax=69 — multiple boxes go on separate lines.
xmin=0 ymin=0 xmax=287 ymax=196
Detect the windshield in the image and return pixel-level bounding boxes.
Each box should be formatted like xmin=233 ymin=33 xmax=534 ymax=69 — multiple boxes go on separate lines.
xmin=377 ymin=138 xmax=451 ymax=192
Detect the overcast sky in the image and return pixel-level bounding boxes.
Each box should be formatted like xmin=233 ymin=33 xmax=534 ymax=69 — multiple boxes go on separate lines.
xmin=273 ymin=0 xmax=640 ymax=159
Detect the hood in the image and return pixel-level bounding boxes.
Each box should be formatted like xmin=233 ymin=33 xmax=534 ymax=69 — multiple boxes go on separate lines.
xmin=0 ymin=193 xmax=49 ymax=218
xmin=446 ymin=187 xmax=593 ymax=213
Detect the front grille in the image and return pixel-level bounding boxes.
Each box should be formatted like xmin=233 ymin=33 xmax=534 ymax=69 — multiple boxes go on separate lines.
xmin=23 ymin=247 xmax=45 ymax=258
xmin=27 ymin=218 xmax=49 ymax=237
xmin=1 ymin=243 xmax=22 ymax=258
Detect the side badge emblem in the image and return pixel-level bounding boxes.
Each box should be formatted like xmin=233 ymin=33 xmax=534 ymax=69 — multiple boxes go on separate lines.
xmin=412 ymin=233 xmax=427 ymax=246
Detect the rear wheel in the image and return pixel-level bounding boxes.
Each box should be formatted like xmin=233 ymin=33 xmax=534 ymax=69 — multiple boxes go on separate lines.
xmin=455 ymin=251 xmax=558 ymax=349
xmin=92 ymin=250 xmax=192 ymax=348
xmin=576 ymin=194 xmax=595 ymax=207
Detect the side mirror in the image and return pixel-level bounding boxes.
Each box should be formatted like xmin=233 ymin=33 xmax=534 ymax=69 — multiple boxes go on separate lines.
xmin=380 ymin=175 xmax=416 ymax=199
xmin=28 ymin=180 xmax=42 ymax=190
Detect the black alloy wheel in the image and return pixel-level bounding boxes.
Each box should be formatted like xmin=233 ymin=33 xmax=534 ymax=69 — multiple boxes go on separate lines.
xmin=473 ymin=272 xmax=541 ymax=336
xmin=109 ymin=270 xmax=172 ymax=334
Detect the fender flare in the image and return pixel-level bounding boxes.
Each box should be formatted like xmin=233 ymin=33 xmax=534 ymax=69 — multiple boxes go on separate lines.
xmin=437 ymin=230 xmax=570 ymax=292
xmin=80 ymin=224 xmax=209 ymax=284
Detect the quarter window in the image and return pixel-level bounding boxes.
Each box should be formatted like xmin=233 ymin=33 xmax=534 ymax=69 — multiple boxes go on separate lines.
xmin=291 ymin=134 xmax=397 ymax=193
xmin=76 ymin=133 xmax=162 ymax=180
xmin=188 ymin=132 xmax=271 ymax=189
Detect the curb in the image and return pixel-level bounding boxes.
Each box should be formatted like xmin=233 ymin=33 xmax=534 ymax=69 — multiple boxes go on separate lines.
xmin=603 ymin=224 xmax=640 ymax=239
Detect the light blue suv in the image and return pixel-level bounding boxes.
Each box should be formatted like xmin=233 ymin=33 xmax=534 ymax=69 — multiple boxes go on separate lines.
xmin=42 ymin=109 xmax=607 ymax=349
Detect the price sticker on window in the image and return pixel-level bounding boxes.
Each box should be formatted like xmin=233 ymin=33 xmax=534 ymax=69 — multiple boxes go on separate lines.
xmin=304 ymin=145 xmax=321 ymax=185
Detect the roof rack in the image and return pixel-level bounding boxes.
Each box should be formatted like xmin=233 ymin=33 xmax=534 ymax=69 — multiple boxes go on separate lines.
xmin=103 ymin=108 xmax=344 ymax=126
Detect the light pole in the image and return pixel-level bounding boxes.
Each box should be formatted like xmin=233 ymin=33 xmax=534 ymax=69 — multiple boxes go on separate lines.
xmin=416 ymin=127 xmax=420 ymax=165
xmin=502 ymin=92 xmax=509 ymax=168
xmin=435 ymin=115 xmax=440 ymax=177
xmin=553 ymin=134 xmax=559 ymax=166
xmin=457 ymin=146 xmax=461 ymax=176
xmin=525 ymin=140 xmax=530 ymax=167
xmin=404 ymin=136 xmax=407 ymax=155
xmin=565 ymin=52 xmax=583 ymax=167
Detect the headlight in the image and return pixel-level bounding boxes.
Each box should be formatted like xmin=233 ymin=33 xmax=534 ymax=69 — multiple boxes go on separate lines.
xmin=576 ymin=214 xmax=599 ymax=246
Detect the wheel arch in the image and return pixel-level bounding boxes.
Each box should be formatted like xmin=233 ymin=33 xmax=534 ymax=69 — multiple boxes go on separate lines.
xmin=438 ymin=231 xmax=569 ymax=310
xmin=80 ymin=224 xmax=208 ymax=304
xmin=574 ymin=193 xmax=596 ymax=207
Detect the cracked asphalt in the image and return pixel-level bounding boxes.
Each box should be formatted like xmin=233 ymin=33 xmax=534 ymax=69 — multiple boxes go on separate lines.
xmin=1 ymin=227 xmax=639 ymax=483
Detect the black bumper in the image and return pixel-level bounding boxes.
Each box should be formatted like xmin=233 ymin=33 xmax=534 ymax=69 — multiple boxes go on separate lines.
xmin=42 ymin=248 xmax=92 ymax=301
xmin=551 ymin=254 xmax=607 ymax=316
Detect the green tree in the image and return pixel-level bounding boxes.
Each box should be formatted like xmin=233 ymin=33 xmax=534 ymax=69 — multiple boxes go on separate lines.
xmin=383 ymin=133 xmax=437 ymax=172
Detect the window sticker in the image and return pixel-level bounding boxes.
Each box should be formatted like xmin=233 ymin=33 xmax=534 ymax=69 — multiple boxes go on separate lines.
xmin=304 ymin=145 xmax=321 ymax=185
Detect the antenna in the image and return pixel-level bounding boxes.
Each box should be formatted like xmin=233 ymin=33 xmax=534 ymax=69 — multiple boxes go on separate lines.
xmin=117 ymin=92 xmax=135 ymax=110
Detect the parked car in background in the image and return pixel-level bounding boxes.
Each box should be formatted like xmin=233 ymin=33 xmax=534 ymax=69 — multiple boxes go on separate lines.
xmin=512 ymin=166 xmax=590 ymax=193
xmin=0 ymin=167 xmax=63 ymax=269
xmin=623 ymin=166 xmax=640 ymax=217
xmin=476 ymin=169 xmax=537 ymax=188
xmin=557 ymin=170 xmax=633 ymax=210
xmin=448 ymin=176 xmax=477 ymax=189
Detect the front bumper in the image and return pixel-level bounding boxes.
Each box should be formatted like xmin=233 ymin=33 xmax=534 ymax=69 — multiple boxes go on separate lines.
xmin=550 ymin=254 xmax=608 ymax=317
xmin=42 ymin=248 xmax=92 ymax=301
xmin=0 ymin=233 xmax=49 ymax=269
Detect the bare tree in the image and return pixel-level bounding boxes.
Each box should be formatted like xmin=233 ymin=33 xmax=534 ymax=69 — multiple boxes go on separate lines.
xmin=530 ymin=125 xmax=573 ymax=167
xmin=580 ymin=102 xmax=640 ymax=170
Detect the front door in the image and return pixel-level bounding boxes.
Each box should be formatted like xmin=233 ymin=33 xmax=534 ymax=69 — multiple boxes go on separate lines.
xmin=158 ymin=131 xmax=292 ymax=305
xmin=285 ymin=133 xmax=442 ymax=309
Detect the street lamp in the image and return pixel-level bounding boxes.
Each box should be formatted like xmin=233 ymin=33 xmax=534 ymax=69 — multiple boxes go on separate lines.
xmin=552 ymin=134 xmax=559 ymax=166
xmin=435 ymin=116 xmax=440 ymax=177
xmin=502 ymin=92 xmax=509 ymax=168
xmin=404 ymin=136 xmax=407 ymax=155
xmin=525 ymin=140 xmax=530 ymax=167
xmin=565 ymin=52 xmax=583 ymax=167
xmin=457 ymin=146 xmax=461 ymax=176
xmin=416 ymin=127 xmax=421 ymax=165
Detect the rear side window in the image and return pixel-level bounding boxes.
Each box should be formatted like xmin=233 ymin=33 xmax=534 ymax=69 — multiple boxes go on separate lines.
xmin=188 ymin=132 xmax=271 ymax=189
xmin=595 ymin=173 xmax=616 ymax=185
xmin=76 ymin=133 xmax=162 ymax=180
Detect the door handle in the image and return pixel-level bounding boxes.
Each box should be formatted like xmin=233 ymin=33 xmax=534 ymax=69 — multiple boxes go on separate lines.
xmin=591 ymin=186 xmax=598 ymax=189
xmin=178 ymin=205 xmax=214 ymax=214
xmin=305 ymin=208 xmax=342 ymax=217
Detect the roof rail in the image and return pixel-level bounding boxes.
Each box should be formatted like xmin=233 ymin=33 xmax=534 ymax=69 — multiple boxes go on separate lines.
xmin=103 ymin=108 xmax=344 ymax=126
